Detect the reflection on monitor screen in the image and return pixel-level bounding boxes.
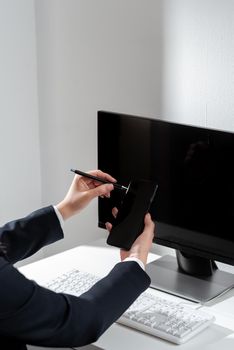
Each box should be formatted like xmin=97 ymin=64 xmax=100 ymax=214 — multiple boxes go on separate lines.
xmin=98 ymin=111 xmax=234 ymax=302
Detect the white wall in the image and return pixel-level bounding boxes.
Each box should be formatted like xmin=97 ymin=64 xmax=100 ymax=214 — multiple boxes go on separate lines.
xmin=160 ymin=0 xmax=234 ymax=131
xmin=0 ymin=0 xmax=42 ymax=263
xmin=35 ymin=0 xmax=162 ymax=256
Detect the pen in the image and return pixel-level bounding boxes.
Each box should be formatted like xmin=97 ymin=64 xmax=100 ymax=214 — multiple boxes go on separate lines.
xmin=70 ymin=169 xmax=128 ymax=191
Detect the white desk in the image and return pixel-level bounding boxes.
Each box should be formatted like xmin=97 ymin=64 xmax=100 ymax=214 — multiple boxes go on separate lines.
xmin=19 ymin=239 xmax=234 ymax=350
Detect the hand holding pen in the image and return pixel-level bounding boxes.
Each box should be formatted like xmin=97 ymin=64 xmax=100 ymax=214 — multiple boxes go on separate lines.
xmin=70 ymin=169 xmax=128 ymax=191
xmin=56 ymin=169 xmax=119 ymax=220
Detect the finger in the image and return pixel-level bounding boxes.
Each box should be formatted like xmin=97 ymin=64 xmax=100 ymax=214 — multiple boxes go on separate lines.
xmin=88 ymin=169 xmax=117 ymax=183
xmin=143 ymin=213 xmax=155 ymax=237
xmin=79 ymin=177 xmax=96 ymax=189
xmin=144 ymin=213 xmax=154 ymax=227
xmin=88 ymin=183 xmax=114 ymax=199
xmin=112 ymin=207 xmax=118 ymax=218
xmin=105 ymin=222 xmax=112 ymax=232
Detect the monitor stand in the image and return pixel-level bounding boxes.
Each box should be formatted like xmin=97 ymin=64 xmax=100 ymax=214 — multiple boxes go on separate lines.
xmin=145 ymin=250 xmax=234 ymax=303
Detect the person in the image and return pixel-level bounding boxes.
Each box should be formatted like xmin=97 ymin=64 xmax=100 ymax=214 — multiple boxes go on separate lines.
xmin=0 ymin=170 xmax=155 ymax=350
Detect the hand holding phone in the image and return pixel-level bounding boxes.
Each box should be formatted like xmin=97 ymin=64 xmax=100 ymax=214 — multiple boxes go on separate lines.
xmin=107 ymin=179 xmax=158 ymax=250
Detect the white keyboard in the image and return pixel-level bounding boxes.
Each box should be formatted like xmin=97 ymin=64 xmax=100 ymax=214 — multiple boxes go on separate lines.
xmin=45 ymin=269 xmax=215 ymax=344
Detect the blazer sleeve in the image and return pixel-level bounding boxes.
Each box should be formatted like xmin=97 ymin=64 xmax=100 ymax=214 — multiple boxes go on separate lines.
xmin=0 ymin=259 xmax=150 ymax=348
xmin=0 ymin=206 xmax=63 ymax=263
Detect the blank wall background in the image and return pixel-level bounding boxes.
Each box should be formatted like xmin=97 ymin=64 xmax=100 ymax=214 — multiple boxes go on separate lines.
xmin=0 ymin=0 xmax=42 ymax=264
xmin=160 ymin=0 xmax=234 ymax=130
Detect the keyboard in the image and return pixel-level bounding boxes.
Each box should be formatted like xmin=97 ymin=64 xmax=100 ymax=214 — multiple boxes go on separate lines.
xmin=45 ymin=269 xmax=215 ymax=344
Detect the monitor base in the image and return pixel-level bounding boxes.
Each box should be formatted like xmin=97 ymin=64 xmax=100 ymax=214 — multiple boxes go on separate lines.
xmin=145 ymin=255 xmax=234 ymax=303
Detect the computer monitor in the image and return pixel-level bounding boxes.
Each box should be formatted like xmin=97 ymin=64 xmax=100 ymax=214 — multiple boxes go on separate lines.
xmin=97 ymin=110 xmax=234 ymax=302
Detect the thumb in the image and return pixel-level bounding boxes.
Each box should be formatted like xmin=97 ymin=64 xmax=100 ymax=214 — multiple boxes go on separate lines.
xmin=144 ymin=213 xmax=155 ymax=232
xmin=88 ymin=183 xmax=114 ymax=199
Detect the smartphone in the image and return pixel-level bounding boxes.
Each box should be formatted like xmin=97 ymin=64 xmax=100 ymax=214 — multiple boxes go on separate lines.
xmin=107 ymin=179 xmax=158 ymax=250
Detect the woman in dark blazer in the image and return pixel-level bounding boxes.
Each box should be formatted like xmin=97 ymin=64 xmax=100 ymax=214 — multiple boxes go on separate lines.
xmin=0 ymin=170 xmax=154 ymax=350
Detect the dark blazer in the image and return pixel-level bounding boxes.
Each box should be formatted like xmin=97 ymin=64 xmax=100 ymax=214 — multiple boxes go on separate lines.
xmin=0 ymin=206 xmax=151 ymax=349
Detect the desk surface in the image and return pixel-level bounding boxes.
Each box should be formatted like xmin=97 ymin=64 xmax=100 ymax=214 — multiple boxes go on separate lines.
xmin=19 ymin=239 xmax=234 ymax=350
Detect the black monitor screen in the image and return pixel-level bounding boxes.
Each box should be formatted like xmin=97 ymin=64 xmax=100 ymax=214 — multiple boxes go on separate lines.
xmin=98 ymin=111 xmax=234 ymax=265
